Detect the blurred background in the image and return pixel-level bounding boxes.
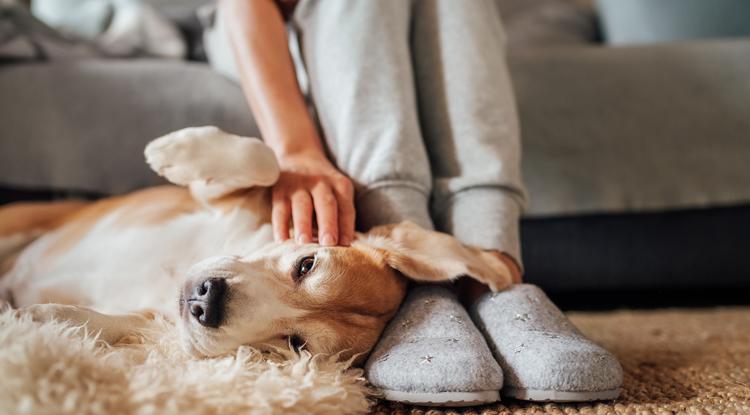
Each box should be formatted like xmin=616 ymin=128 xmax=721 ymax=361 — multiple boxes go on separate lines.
xmin=1 ymin=0 xmax=749 ymax=309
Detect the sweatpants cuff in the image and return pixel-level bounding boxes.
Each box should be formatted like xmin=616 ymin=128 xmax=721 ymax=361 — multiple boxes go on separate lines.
xmin=356 ymin=184 xmax=434 ymax=231
xmin=434 ymin=188 xmax=523 ymax=268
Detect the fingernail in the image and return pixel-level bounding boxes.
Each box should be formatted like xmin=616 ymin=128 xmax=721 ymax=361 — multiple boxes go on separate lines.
xmin=297 ymin=234 xmax=310 ymax=244
xmin=320 ymin=234 xmax=336 ymax=246
xmin=339 ymin=236 xmax=351 ymax=246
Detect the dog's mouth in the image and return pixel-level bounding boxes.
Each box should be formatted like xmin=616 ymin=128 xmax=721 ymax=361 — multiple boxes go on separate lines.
xmin=177 ymin=321 xmax=208 ymax=357
xmin=178 ymin=295 xmax=187 ymax=316
xmin=178 ymin=283 xmax=192 ymax=317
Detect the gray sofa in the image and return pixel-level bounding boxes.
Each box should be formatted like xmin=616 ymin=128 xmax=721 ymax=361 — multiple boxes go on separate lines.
xmin=2 ymin=1 xmax=749 ymax=304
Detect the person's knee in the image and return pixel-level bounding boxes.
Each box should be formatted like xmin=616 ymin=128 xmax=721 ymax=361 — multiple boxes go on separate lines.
xmin=294 ymin=0 xmax=412 ymax=31
xmin=355 ymin=183 xmax=433 ymax=231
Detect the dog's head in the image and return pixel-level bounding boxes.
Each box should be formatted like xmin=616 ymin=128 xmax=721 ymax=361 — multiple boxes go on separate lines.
xmin=178 ymin=221 xmax=513 ymax=362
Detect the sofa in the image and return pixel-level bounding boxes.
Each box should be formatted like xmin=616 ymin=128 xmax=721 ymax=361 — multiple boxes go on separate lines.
xmin=1 ymin=0 xmax=749 ymax=306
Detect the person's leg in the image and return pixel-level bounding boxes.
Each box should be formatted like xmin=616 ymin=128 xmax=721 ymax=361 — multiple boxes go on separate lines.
xmin=292 ymin=0 xmax=433 ymax=231
xmin=410 ymin=0 xmax=622 ymax=401
xmin=292 ymin=0 xmax=503 ymax=406
xmin=411 ymin=0 xmax=525 ymax=263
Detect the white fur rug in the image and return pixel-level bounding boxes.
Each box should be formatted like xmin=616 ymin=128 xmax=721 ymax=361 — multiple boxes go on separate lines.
xmin=0 ymin=311 xmax=373 ymax=415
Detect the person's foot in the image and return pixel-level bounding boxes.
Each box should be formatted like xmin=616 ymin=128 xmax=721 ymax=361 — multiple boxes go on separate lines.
xmin=470 ymin=284 xmax=623 ymax=402
xmin=365 ymin=285 xmax=503 ymax=406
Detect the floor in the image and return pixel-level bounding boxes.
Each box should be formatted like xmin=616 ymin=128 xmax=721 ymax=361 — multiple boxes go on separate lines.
xmin=372 ymin=307 xmax=750 ymax=414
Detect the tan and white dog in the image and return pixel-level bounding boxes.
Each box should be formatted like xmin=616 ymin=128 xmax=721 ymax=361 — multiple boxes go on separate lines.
xmin=0 ymin=127 xmax=512 ymax=362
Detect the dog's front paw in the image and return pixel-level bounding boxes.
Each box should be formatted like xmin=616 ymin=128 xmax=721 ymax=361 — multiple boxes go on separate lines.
xmin=17 ymin=304 xmax=131 ymax=344
xmin=18 ymin=303 xmax=82 ymax=324
xmin=144 ymin=126 xmax=280 ymax=189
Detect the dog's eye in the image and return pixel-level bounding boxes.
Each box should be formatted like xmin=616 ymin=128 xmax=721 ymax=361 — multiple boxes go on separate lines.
xmin=293 ymin=255 xmax=316 ymax=281
xmin=288 ymin=334 xmax=306 ymax=350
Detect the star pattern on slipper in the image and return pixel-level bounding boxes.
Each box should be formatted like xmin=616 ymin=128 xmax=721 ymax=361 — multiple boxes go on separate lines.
xmin=364 ymin=287 xmax=505 ymax=401
xmin=514 ymin=313 xmax=530 ymax=322
xmin=471 ymin=285 xmax=624 ymax=400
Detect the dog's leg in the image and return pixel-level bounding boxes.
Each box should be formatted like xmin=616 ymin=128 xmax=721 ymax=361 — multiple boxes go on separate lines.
xmin=18 ymin=303 xmax=155 ymax=345
xmin=0 ymin=200 xmax=88 ymax=242
xmin=144 ymin=126 xmax=280 ymax=204
xmin=1 ymin=202 xmax=89 ymax=305
xmin=0 ymin=201 xmax=88 ymax=273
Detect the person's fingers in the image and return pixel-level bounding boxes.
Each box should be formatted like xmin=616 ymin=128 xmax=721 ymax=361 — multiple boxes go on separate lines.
xmin=271 ymin=188 xmax=291 ymax=241
xmin=333 ymin=179 xmax=355 ymax=246
xmin=311 ymin=184 xmax=338 ymax=246
xmin=290 ymin=190 xmax=314 ymax=244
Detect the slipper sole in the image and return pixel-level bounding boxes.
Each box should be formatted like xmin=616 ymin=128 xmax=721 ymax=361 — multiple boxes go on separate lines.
xmin=504 ymin=386 xmax=621 ymax=402
xmin=381 ymin=389 xmax=500 ymax=407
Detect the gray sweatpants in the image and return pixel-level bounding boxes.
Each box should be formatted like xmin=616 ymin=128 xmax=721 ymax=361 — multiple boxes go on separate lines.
xmin=209 ymin=0 xmax=527 ymax=263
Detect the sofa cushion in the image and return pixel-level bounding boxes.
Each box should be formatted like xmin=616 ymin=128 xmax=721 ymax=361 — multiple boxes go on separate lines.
xmin=510 ymin=39 xmax=750 ymax=217
xmin=0 ymin=59 xmax=258 ymax=195
xmin=32 ymin=0 xmax=186 ymax=58
xmin=597 ymin=0 xmax=750 ymax=45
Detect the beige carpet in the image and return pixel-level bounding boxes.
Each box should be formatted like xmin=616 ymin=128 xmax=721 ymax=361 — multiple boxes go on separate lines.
xmin=373 ymin=307 xmax=750 ymax=415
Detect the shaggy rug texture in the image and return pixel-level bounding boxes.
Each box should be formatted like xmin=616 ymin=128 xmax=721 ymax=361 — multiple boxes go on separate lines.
xmin=0 ymin=312 xmax=372 ymax=415
xmin=2 ymin=307 xmax=749 ymax=414
xmin=374 ymin=307 xmax=750 ymax=414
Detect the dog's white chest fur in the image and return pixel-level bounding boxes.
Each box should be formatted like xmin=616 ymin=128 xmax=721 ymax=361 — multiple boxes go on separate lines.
xmin=5 ymin=205 xmax=273 ymax=316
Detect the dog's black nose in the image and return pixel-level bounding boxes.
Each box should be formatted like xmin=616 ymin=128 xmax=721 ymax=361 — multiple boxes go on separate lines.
xmin=188 ymin=278 xmax=227 ymax=328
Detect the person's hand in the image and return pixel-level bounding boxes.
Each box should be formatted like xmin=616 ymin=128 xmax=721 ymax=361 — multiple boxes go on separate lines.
xmin=272 ymin=151 xmax=355 ymax=246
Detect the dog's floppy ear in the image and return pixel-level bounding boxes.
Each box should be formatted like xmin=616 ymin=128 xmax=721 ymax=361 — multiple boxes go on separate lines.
xmin=363 ymin=221 xmax=513 ymax=292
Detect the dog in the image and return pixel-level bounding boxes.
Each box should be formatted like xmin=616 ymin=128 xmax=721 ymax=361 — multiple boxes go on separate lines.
xmin=0 ymin=126 xmax=513 ymax=362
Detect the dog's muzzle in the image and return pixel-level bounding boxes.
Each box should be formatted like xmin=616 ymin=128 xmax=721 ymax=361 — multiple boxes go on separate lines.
xmin=184 ymin=277 xmax=227 ymax=328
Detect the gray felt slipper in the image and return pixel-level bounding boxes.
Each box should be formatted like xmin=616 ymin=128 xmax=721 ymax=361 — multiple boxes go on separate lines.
xmin=365 ymin=285 xmax=503 ymax=406
xmin=470 ymin=284 xmax=623 ymax=402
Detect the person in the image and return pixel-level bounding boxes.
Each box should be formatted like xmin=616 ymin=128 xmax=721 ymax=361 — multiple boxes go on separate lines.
xmin=213 ymin=0 xmax=622 ymax=406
